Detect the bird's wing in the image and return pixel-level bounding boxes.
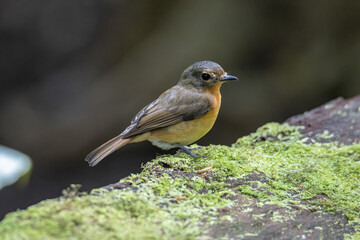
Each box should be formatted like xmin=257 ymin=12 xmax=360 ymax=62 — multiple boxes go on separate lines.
xmin=120 ymin=85 xmax=212 ymax=139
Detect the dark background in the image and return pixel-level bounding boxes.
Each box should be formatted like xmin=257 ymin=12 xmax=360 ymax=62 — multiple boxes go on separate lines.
xmin=1 ymin=0 xmax=359 ymax=219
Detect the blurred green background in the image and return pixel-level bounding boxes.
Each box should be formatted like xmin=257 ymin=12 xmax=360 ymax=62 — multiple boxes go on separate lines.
xmin=1 ymin=0 xmax=359 ymax=218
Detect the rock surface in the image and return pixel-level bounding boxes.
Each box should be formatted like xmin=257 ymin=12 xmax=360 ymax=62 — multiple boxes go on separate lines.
xmin=1 ymin=96 xmax=360 ymax=240
xmin=286 ymin=95 xmax=360 ymax=145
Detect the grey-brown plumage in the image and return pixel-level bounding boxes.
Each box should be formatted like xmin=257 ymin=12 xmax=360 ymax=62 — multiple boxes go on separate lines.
xmin=85 ymin=61 xmax=238 ymax=166
xmin=120 ymin=85 xmax=212 ymax=139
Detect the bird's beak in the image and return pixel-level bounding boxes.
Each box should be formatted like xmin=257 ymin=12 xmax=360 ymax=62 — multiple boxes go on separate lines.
xmin=220 ymin=74 xmax=238 ymax=82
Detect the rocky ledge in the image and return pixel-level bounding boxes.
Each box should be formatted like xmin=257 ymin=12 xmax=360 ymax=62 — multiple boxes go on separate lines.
xmin=1 ymin=96 xmax=360 ymax=240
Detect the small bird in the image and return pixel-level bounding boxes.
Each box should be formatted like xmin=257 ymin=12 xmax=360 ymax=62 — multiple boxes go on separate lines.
xmin=86 ymin=61 xmax=238 ymax=166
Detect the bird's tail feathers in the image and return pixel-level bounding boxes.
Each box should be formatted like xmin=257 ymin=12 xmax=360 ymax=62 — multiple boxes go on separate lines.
xmin=85 ymin=136 xmax=131 ymax=167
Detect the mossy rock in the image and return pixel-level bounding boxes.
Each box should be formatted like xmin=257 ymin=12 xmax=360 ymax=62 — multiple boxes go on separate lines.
xmin=1 ymin=96 xmax=360 ymax=240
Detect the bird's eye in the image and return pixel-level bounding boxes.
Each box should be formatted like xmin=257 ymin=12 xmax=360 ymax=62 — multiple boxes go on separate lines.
xmin=201 ymin=73 xmax=211 ymax=80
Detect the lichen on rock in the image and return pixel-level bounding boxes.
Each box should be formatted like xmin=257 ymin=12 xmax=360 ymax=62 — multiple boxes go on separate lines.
xmin=0 ymin=121 xmax=360 ymax=239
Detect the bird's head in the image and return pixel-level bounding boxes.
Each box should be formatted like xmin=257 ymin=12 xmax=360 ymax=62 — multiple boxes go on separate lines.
xmin=179 ymin=61 xmax=238 ymax=90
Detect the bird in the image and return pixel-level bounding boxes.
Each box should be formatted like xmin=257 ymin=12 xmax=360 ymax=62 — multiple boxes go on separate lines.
xmin=85 ymin=61 xmax=238 ymax=167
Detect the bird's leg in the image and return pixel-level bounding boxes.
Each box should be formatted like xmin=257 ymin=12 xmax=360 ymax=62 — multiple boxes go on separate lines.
xmin=176 ymin=145 xmax=200 ymax=157
xmin=186 ymin=145 xmax=204 ymax=150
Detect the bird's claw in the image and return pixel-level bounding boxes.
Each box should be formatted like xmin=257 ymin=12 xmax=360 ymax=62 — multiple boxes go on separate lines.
xmin=177 ymin=145 xmax=204 ymax=158
xmin=187 ymin=145 xmax=204 ymax=150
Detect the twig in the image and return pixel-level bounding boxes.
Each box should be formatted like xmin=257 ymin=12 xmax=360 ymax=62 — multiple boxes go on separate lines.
xmin=197 ymin=163 xmax=214 ymax=174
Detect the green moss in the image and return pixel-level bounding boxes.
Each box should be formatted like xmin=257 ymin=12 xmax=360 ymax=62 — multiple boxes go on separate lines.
xmin=0 ymin=184 xmax=210 ymax=240
xmin=316 ymin=130 xmax=334 ymax=139
xmin=0 ymin=122 xmax=359 ymax=239
xmin=234 ymin=123 xmax=360 ymax=222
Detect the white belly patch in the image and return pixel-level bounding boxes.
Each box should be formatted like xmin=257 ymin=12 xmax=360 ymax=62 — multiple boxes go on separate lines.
xmin=150 ymin=140 xmax=178 ymax=150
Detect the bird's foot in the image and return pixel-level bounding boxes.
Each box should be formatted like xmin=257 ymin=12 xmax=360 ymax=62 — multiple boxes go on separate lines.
xmin=177 ymin=145 xmax=202 ymax=157
xmin=187 ymin=145 xmax=204 ymax=150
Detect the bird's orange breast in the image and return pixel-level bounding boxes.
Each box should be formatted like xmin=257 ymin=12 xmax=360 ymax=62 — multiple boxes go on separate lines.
xmin=147 ymin=83 xmax=222 ymax=145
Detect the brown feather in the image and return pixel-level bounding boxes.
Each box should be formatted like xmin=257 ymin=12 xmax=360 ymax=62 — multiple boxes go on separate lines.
xmin=85 ymin=136 xmax=131 ymax=166
xmin=85 ymin=86 xmax=212 ymax=166
xmin=120 ymin=85 xmax=212 ymax=139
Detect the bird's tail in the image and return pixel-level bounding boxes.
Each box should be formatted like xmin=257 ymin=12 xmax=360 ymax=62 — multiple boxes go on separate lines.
xmin=85 ymin=136 xmax=131 ymax=167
